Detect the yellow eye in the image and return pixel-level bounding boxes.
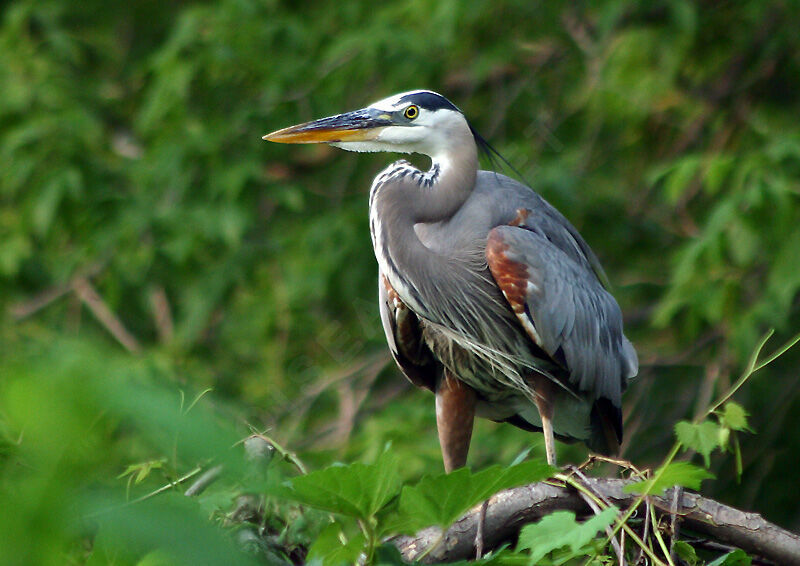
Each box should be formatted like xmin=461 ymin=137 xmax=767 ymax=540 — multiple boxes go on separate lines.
xmin=404 ymin=105 xmax=419 ymax=120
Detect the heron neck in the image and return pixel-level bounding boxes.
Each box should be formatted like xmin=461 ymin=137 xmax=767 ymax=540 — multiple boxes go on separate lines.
xmin=369 ymin=144 xmax=478 ymax=320
xmin=412 ymin=147 xmax=478 ymax=222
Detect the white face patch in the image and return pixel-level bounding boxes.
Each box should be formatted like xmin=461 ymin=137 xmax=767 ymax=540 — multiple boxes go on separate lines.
xmin=368 ymin=89 xmax=440 ymax=112
xmin=330 ymin=90 xmax=470 ymax=162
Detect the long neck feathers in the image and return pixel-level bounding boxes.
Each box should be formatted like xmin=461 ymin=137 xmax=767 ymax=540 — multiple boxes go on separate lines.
xmin=368 ymin=141 xmax=534 ymax=391
xmin=368 ymin=138 xmax=479 ymax=320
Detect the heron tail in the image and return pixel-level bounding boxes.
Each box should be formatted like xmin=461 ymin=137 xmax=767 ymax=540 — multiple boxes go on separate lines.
xmin=588 ymin=398 xmax=623 ymax=456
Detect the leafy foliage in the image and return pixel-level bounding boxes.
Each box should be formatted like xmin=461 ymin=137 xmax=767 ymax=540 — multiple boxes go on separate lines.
xmin=277 ymin=451 xmax=402 ymax=520
xmin=708 ymin=550 xmax=752 ymax=566
xmin=515 ymin=507 xmax=618 ymax=565
xmin=307 ymin=524 xmax=367 ymax=566
xmin=624 ymin=461 xmax=714 ymax=495
xmin=394 ymin=460 xmax=553 ymax=531
xmin=274 ymin=457 xmax=552 ymax=562
xmin=676 ymin=420 xmax=724 ymax=468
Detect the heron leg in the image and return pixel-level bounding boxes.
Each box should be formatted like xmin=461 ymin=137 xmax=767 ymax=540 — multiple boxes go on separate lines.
xmin=531 ymin=375 xmax=557 ymax=467
xmin=435 ymin=371 xmax=476 ymax=473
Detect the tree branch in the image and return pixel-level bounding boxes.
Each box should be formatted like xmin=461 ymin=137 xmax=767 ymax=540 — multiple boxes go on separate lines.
xmin=72 ymin=276 xmax=141 ymax=353
xmin=391 ymin=478 xmax=800 ymax=565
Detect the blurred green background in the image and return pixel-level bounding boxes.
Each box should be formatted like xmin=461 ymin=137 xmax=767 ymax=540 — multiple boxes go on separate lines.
xmin=2 ymin=0 xmax=800 ymax=563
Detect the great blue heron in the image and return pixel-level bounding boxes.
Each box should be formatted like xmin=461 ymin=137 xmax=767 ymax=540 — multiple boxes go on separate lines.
xmin=264 ymin=90 xmax=637 ymax=470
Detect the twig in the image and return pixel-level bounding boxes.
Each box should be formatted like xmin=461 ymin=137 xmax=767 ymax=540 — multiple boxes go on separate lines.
xmin=475 ymin=500 xmax=488 ymax=559
xmin=391 ymin=477 xmax=800 ymax=565
xmin=9 ymin=283 xmax=72 ymax=320
xmin=149 ymin=285 xmax=174 ymax=344
xmin=247 ymin=432 xmax=307 ymax=475
xmin=576 ymin=489 xmax=625 ymax=565
xmin=607 ymin=330 xmax=798 ymax=556
xmin=567 ymin=467 xmax=625 ymax=564
xmin=8 ymin=261 xmax=106 ymax=320
xmin=184 ymin=465 xmax=223 ymax=497
xmin=72 ymin=276 xmax=141 ymax=353
xmin=669 ymin=486 xmax=684 ymax=561
xmin=561 ymin=473 xmax=663 ymax=566
xmin=635 ymin=498 xmax=651 ymax=566
xmin=275 ymin=352 xmax=387 ymax=444
xmin=648 ymin=501 xmax=675 ymax=566
xmin=84 ymin=466 xmax=204 ymax=519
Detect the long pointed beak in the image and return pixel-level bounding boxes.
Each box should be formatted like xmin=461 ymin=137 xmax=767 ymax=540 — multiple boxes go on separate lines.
xmin=263 ymin=108 xmax=393 ymax=144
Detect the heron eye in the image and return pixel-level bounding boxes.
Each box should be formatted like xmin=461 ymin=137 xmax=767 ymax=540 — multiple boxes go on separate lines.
xmin=404 ymin=105 xmax=419 ymax=120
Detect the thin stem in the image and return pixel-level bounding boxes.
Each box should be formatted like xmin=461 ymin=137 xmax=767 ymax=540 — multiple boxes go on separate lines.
xmin=606 ymin=443 xmax=681 ymax=543
xmin=634 ymin=497 xmax=650 ymax=566
xmin=602 ymin=330 xmax=800 ymax=564
xmin=558 ymin=474 xmax=667 ymax=566
xmin=567 ymin=468 xmax=624 ymax=564
xmin=704 ymin=330 xmax=800 ymax=420
xmin=84 ymin=465 xmax=204 ymax=519
xmin=414 ymin=531 xmax=445 ymax=562
xmin=704 ymin=330 xmax=773 ymax=419
xmin=358 ymin=518 xmax=377 ymax=565
xmin=251 ymin=432 xmax=308 ymax=475
xmin=752 ymin=331 xmax=800 ymax=372
xmin=649 ymin=503 xmax=676 ymax=566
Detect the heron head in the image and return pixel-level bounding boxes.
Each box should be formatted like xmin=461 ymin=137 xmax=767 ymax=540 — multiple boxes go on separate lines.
xmin=263 ymin=90 xmax=472 ymax=158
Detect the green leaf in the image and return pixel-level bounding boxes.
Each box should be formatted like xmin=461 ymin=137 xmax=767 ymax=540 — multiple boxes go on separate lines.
xmin=117 ymin=459 xmax=167 ymax=485
xmin=516 ymin=507 xmax=618 ymax=564
xmin=624 ymin=461 xmax=714 ymax=494
xmin=675 ymin=420 xmax=722 ymax=467
xmin=703 ymin=154 xmax=735 ymax=195
xmin=394 ymin=460 xmax=553 ymax=531
xmin=718 ymin=402 xmax=751 ymax=432
xmin=441 ymin=550 xmax=517 ymax=566
xmin=136 ymin=550 xmax=174 ymax=566
xmin=306 ymin=523 xmax=365 ymax=566
xmin=707 ymin=549 xmax=752 ymax=566
xmin=372 ymin=543 xmax=408 ymax=565
xmin=275 ymin=451 xmax=401 ymax=520
xmin=733 ymin=434 xmax=743 ymax=481
xmin=718 ymin=426 xmax=731 ymax=450
xmin=663 ymin=155 xmax=702 ymax=203
xmin=673 ymin=541 xmax=699 ymax=565
xmin=510 ymin=447 xmax=532 ymax=467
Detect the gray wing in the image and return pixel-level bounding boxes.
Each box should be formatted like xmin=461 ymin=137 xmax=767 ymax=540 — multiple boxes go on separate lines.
xmin=521 ymin=198 xmax=611 ymax=289
xmin=474 ymin=171 xmax=612 ymax=289
xmin=486 ymin=223 xmax=638 ymax=407
xmin=378 ymin=273 xmax=438 ymax=392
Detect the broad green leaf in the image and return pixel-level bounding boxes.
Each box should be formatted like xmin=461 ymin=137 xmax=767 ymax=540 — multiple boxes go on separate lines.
xmin=516 ymin=507 xmax=617 ymax=564
xmin=673 ymin=541 xmax=699 ymax=565
xmin=85 ymin=492 xmax=260 ymax=566
xmin=441 ymin=550 xmax=517 ymax=565
xmin=394 ymin=460 xmax=553 ymax=531
xmin=664 ymin=155 xmax=702 ymax=203
xmin=718 ymin=426 xmax=731 ymax=450
xmin=733 ymin=434 xmax=744 ymax=481
xmin=136 ymin=550 xmax=174 ymax=566
xmin=675 ymin=420 xmax=721 ymax=467
xmin=510 ymin=447 xmax=532 ymax=467
xmin=306 ymin=523 xmax=365 ymax=566
xmin=372 ymin=544 xmax=408 ymax=565
xmin=275 ymin=451 xmax=401 ymax=519
xmin=718 ymin=402 xmax=751 ymax=432
xmin=708 ymin=549 xmax=752 ymax=566
xmin=624 ymin=461 xmax=714 ymax=494
xmin=703 ymin=154 xmax=735 ymax=195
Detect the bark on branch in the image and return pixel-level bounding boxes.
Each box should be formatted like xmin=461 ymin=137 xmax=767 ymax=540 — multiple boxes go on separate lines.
xmin=391 ymin=478 xmax=800 ymax=565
